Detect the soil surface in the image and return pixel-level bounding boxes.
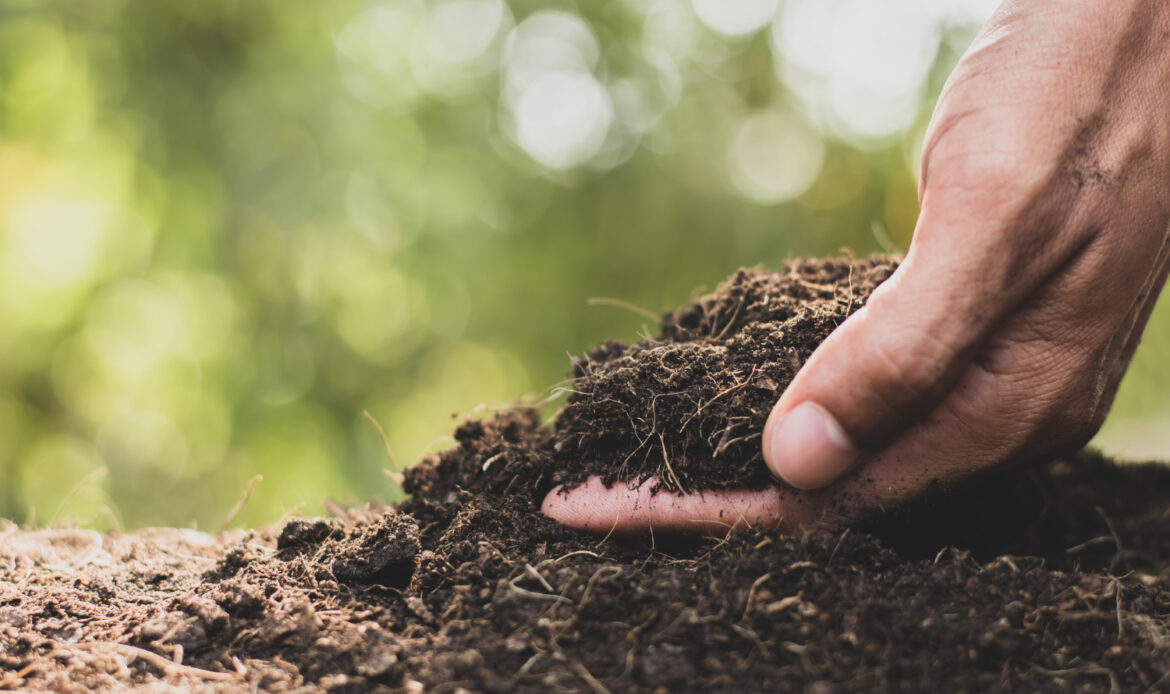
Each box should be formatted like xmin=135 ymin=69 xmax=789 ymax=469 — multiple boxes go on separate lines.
xmin=4 ymin=256 xmax=1170 ymax=693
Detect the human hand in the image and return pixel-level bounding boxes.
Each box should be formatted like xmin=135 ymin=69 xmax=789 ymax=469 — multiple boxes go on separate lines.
xmin=543 ymin=0 xmax=1170 ymax=535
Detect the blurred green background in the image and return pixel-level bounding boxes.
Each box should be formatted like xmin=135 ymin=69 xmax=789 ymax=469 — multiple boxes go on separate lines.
xmin=2 ymin=0 xmax=1167 ymax=531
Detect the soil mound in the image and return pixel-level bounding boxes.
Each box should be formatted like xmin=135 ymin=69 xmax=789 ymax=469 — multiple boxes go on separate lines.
xmin=4 ymin=256 xmax=1170 ymax=693
xmin=403 ymin=255 xmax=898 ymax=507
xmin=553 ymin=256 xmax=897 ymax=492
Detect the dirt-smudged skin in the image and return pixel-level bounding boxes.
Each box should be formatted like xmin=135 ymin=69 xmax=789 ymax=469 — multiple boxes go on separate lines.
xmin=5 ymin=256 xmax=1170 ymax=692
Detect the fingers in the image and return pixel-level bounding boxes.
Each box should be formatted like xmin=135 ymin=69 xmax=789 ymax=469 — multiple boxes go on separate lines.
xmin=812 ymin=335 xmax=1079 ymax=526
xmin=818 ymin=228 xmax=1170 ymax=524
xmin=761 ymin=234 xmax=1037 ymax=490
xmin=541 ymin=476 xmax=788 ymax=536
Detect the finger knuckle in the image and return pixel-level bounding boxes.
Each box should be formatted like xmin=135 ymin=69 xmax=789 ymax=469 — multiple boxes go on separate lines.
xmin=867 ymin=327 xmax=956 ymax=407
xmin=921 ymin=110 xmax=1042 ymax=209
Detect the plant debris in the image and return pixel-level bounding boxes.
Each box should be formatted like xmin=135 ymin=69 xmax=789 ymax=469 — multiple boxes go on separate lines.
xmin=3 ymin=256 xmax=1170 ymax=693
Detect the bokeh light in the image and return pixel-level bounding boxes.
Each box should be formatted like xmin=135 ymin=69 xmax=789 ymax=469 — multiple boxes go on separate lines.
xmin=727 ymin=110 xmax=825 ymax=204
xmin=773 ymin=0 xmax=938 ymax=141
xmin=692 ymin=0 xmax=780 ymax=38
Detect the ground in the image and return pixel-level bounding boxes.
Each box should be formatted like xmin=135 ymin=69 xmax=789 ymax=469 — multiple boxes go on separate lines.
xmin=3 ymin=257 xmax=1169 ymax=693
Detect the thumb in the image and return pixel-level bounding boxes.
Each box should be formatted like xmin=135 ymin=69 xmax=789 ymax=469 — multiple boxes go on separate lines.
xmin=762 ymin=161 xmax=1094 ymax=490
xmin=762 ymin=247 xmax=986 ymax=489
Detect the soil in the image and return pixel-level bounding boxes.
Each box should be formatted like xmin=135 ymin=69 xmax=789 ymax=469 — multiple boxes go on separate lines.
xmin=4 ymin=256 xmax=1170 ymax=693
xmin=553 ymin=256 xmax=898 ymax=493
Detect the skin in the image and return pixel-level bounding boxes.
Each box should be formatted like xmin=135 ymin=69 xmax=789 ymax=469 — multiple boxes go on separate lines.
xmin=543 ymin=0 xmax=1170 ymax=535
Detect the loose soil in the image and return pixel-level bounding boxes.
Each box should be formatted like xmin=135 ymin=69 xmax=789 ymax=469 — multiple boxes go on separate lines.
xmin=4 ymin=256 xmax=1170 ymax=693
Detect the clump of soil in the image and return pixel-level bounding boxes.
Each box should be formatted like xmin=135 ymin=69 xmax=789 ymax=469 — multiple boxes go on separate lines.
xmin=403 ymin=256 xmax=898 ymax=506
xmin=553 ymin=256 xmax=897 ymax=492
xmin=4 ymin=256 xmax=1170 ymax=693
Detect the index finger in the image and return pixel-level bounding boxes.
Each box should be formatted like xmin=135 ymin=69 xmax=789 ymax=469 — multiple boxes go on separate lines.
xmin=541 ymin=475 xmax=786 ymax=536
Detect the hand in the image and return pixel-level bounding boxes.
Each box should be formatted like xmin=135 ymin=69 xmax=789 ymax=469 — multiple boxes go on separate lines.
xmin=543 ymin=0 xmax=1170 ymax=535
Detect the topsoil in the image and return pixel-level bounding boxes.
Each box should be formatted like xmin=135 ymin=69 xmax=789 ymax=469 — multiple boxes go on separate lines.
xmin=4 ymin=256 xmax=1170 ymax=693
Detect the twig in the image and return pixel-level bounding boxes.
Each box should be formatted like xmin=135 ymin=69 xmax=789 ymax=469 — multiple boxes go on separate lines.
xmin=1112 ymin=577 xmax=1125 ymax=641
xmin=0 ymin=663 xmax=36 ymax=689
xmin=506 ymin=583 xmax=574 ymax=604
xmin=71 ymin=642 xmax=236 ymax=682
xmin=362 ymin=410 xmax=400 ymax=471
xmin=741 ymin=573 xmax=773 ymax=622
xmin=50 ymin=467 xmax=109 ymax=527
xmin=1065 ymin=536 xmax=1116 ymax=554
xmin=1096 ymin=506 xmax=1124 ymax=574
xmin=658 ymin=434 xmax=683 ymax=492
xmin=578 ymin=566 xmax=623 ymax=611
xmin=827 ymin=528 xmax=850 ymax=568
xmin=513 ymin=653 xmax=542 ymax=680
xmin=524 ymin=564 xmax=555 ymax=593
xmin=730 ymin=624 xmax=772 ymax=658
xmin=534 ymin=550 xmax=602 ymax=571
xmin=571 ymin=660 xmax=611 ymax=694
xmin=506 ymin=568 xmax=574 ymax=605
xmin=713 ymin=292 xmax=747 ymax=341
xmin=1031 ymin=664 xmax=1119 ymax=694
xmin=586 ymin=297 xmax=659 ymax=322
xmin=681 ymin=366 xmax=757 ymax=430
xmin=218 ymin=475 xmax=263 ymax=533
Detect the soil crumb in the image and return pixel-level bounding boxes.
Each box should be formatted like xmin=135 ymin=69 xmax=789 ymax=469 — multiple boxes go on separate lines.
xmin=3 ymin=256 xmax=1170 ymax=693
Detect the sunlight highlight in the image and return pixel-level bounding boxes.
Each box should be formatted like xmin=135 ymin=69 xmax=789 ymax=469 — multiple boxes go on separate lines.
xmin=691 ymin=0 xmax=779 ymax=38
xmin=727 ymin=110 xmax=825 ymax=204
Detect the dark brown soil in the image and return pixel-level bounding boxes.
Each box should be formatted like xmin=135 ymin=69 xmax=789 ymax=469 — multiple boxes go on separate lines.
xmin=4 ymin=256 xmax=1170 ymax=693
xmin=554 ymin=256 xmax=898 ymax=493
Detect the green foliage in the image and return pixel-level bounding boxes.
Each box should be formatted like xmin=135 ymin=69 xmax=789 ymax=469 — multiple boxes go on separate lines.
xmin=0 ymin=0 xmax=1166 ymax=529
